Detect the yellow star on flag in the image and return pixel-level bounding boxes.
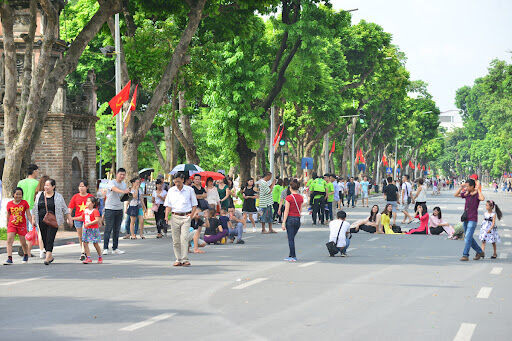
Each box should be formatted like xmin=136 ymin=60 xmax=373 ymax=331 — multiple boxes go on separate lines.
xmin=78 ymin=202 xmax=88 ymax=212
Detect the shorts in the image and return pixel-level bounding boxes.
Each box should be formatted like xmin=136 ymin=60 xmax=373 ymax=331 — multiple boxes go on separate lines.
xmin=259 ymin=206 xmax=273 ymax=223
xmin=82 ymin=227 xmax=101 ymax=243
xmin=127 ymin=205 xmax=142 ymax=217
xmin=362 ymin=190 xmax=368 ymax=199
xmin=7 ymin=225 xmax=27 ymax=236
xmin=400 ymin=203 xmax=410 ymax=211
xmin=74 ymin=220 xmax=84 ymax=229
xmin=387 ymin=201 xmax=398 ymax=213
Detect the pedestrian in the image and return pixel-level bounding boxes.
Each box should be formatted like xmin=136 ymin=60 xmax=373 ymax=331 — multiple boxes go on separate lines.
xmin=4 ymin=187 xmax=32 ymax=265
xmin=328 ymin=210 xmax=351 ymax=256
xmin=428 ymin=207 xmax=454 ymax=237
xmin=325 ymin=174 xmax=335 ymax=223
xmin=127 ymin=177 xmax=146 ymax=239
xmin=272 ymin=179 xmax=284 ymax=223
xmin=454 ymin=178 xmax=485 ymax=261
xmin=277 ymin=178 xmax=290 ymax=222
xmin=164 ymin=173 xmax=198 ymax=267
xmin=338 ymin=177 xmax=346 ymax=208
xmin=382 ymin=177 xmax=399 ymax=226
xmin=406 ymin=203 xmax=429 ymax=235
xmin=242 ymin=178 xmax=258 ymax=232
xmin=354 ymin=177 xmax=360 ymax=207
xmin=68 ymin=180 xmax=93 ymax=261
xmin=32 ymin=179 xmax=73 ymax=265
xmin=257 ymin=172 xmax=275 ymax=233
xmin=412 ymin=178 xmax=427 ymax=212
xmin=152 ymin=179 xmax=168 ymax=238
xmin=478 ymin=200 xmax=502 ymax=259
xmin=17 ymin=164 xmax=44 ymax=259
xmin=351 ymin=205 xmax=381 ymax=233
xmin=217 ymin=178 xmax=231 ymax=212
xmin=309 ymin=172 xmax=327 ymax=224
xmin=103 ymin=168 xmax=130 ymax=255
xmin=281 ymin=180 xmax=304 ymax=262
xmin=332 ymin=175 xmax=340 ymax=211
xmin=73 ymin=197 xmax=103 ymax=264
xmin=346 ymin=177 xmax=356 ymax=208
xmin=205 ymin=177 xmax=221 ymax=211
xmin=400 ymin=175 xmax=414 ymax=224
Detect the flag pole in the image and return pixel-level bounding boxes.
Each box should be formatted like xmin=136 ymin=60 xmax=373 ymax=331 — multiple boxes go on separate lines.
xmin=115 ymin=13 xmax=123 ymax=169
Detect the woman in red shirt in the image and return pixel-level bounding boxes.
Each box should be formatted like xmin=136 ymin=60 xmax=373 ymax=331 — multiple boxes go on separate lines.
xmin=407 ymin=203 xmax=429 ymax=235
xmin=281 ymin=180 xmax=304 ymax=262
xmin=68 ymin=180 xmax=93 ymax=261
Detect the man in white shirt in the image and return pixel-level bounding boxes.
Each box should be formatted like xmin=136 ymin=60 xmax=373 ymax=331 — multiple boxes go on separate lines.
xmin=328 ymin=210 xmax=351 ymax=256
xmin=165 ymin=173 xmax=198 ymax=267
xmin=400 ymin=174 xmax=413 ymax=224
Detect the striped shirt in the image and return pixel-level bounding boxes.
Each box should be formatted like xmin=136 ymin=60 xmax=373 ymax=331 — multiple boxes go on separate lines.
xmin=257 ymin=179 xmax=273 ymax=208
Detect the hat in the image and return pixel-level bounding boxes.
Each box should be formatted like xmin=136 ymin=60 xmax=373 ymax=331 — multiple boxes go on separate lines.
xmin=469 ymin=174 xmax=478 ymax=180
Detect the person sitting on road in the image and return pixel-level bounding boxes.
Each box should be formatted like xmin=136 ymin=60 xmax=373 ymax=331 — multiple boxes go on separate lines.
xmin=203 ymin=208 xmax=227 ymax=244
xmin=351 ymin=205 xmax=381 ymax=234
xmin=406 ymin=203 xmax=429 ymax=235
xmin=219 ymin=208 xmax=245 ymax=244
xmin=187 ymin=216 xmax=206 ymax=253
xmin=429 ymin=206 xmax=454 ymax=237
xmin=328 ymin=210 xmax=351 ymax=256
xmin=379 ymin=204 xmax=400 ymax=234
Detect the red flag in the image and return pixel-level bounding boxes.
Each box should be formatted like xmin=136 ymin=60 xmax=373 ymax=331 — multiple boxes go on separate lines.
xmin=273 ymin=125 xmax=283 ymax=146
xmin=361 ymin=155 xmax=365 ymax=164
xmin=397 ymin=159 xmax=403 ymax=168
xmin=417 ymin=163 xmax=421 ymax=169
xmin=409 ymin=160 xmax=415 ymax=169
xmin=123 ymin=84 xmax=138 ymax=134
xmin=109 ymin=80 xmax=131 ymax=116
xmin=382 ymin=154 xmax=388 ymax=167
xmin=422 ymin=165 xmax=425 ymax=171
xmin=329 ymin=140 xmax=336 ymax=157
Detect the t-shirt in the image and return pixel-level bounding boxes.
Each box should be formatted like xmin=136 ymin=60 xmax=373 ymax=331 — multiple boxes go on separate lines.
xmin=205 ymin=217 xmax=221 ymax=235
xmin=461 ymin=191 xmax=480 ymax=222
xmin=257 ymin=179 xmax=273 ymax=208
xmin=272 ymin=185 xmax=283 ymax=203
xmin=17 ymin=178 xmax=39 ymax=209
xmin=346 ymin=182 xmax=355 ymax=195
xmin=68 ymin=193 xmax=94 ymax=218
xmin=360 ymin=181 xmax=369 ymax=193
xmin=7 ymin=200 xmax=30 ymax=229
xmin=401 ymin=182 xmax=412 ymax=201
xmin=329 ymin=220 xmax=350 ymax=248
xmin=105 ymin=180 xmax=127 ymax=210
xmin=78 ymin=208 xmax=100 ymax=229
xmin=192 ymin=185 xmax=206 ymax=197
xmin=129 ymin=188 xmax=143 ymax=207
xmin=191 ymin=217 xmax=204 ymax=230
xmin=219 ymin=215 xmax=230 ymax=230
xmin=326 ymin=182 xmax=335 ymax=202
xmin=152 ymin=190 xmax=167 ymax=205
xmin=383 ymin=184 xmax=398 ymax=202
xmin=285 ymin=194 xmax=303 ymax=217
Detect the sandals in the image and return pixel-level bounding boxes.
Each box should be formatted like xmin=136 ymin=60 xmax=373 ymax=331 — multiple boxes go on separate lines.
xmin=123 ymin=235 xmax=130 ymax=239
xmin=173 ymin=262 xmax=182 ymax=267
xmin=156 ymin=234 xmax=163 ymax=239
xmin=182 ymin=261 xmax=191 ymax=267
xmin=140 ymin=235 xmax=146 ymax=239
xmin=491 ymin=254 xmax=497 ymax=259
xmin=130 ymin=236 xmax=137 ymax=240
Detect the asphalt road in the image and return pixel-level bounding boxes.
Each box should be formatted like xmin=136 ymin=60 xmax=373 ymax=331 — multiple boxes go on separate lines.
xmin=1 ymin=188 xmax=511 ymax=341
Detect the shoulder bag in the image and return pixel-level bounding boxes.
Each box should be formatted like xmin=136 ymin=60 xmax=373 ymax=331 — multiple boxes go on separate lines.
xmin=43 ymin=194 xmax=59 ymax=229
xmin=326 ymin=221 xmax=343 ymax=256
xmin=406 ymin=183 xmax=412 ymax=205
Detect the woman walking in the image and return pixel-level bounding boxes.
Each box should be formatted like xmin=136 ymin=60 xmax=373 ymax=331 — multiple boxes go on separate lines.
xmin=281 ymin=180 xmax=304 ymax=262
xmin=152 ymin=179 xmax=167 ymax=238
xmin=128 ymin=177 xmax=146 ymax=239
xmin=68 ymin=180 xmax=93 ymax=261
xmin=32 ymin=179 xmax=72 ymax=265
xmin=412 ymin=178 xmax=427 ymax=212
xmin=242 ymin=178 xmax=258 ymax=232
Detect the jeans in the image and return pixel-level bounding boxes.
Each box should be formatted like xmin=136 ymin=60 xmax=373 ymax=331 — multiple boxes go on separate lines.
xmin=286 ymin=216 xmax=301 ymax=258
xmin=312 ymin=197 xmax=325 ymax=224
xmin=347 ymin=193 xmax=355 ymax=207
xmin=326 ymin=201 xmax=333 ymax=220
xmin=104 ymin=209 xmax=123 ymax=250
xmin=463 ymin=220 xmax=482 ymax=257
xmin=228 ymin=222 xmax=244 ymax=241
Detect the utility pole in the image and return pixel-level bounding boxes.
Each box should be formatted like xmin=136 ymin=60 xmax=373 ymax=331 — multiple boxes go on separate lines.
xmin=394 ymin=137 xmax=398 ymax=180
xmin=280 ymin=148 xmax=285 ymax=178
xmin=269 ymin=106 xmax=275 ymax=178
xmin=351 ymin=133 xmax=355 ymax=177
xmin=323 ymin=134 xmax=329 ymax=175
xmin=114 ymin=13 xmax=123 ymax=169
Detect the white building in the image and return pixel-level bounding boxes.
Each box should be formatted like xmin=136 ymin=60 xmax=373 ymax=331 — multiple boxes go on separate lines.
xmin=439 ymin=110 xmax=463 ymax=132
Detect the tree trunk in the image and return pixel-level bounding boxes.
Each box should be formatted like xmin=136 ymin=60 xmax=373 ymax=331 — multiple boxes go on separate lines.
xmin=237 ymin=134 xmax=255 ymax=184
xmin=176 ymin=91 xmax=200 ymax=164
xmin=342 ymin=117 xmax=357 ymax=177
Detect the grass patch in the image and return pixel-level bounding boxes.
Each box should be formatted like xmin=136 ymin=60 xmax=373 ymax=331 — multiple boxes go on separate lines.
xmin=0 ymin=228 xmax=19 ymax=241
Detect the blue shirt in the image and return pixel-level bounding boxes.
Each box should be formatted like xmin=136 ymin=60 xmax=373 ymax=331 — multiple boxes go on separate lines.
xmin=360 ymin=181 xmax=369 ymax=192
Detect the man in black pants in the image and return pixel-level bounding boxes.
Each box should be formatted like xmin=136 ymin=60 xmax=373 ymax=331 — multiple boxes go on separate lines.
xmin=103 ymin=168 xmax=130 ymax=255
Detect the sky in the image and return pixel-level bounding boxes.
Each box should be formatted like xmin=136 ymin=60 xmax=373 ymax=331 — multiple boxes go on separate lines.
xmin=331 ymin=0 xmax=512 ymax=112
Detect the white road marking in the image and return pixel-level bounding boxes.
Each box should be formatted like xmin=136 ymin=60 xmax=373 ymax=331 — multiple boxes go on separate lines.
xmin=299 ymin=261 xmax=319 ymax=268
xmin=504 ymin=241 xmax=511 ymax=246
xmin=120 ymin=313 xmax=175 ymax=331
xmin=456 ymin=206 xmax=464 ymax=210
xmin=490 ymin=267 xmax=503 ymax=275
xmin=453 ymin=323 xmax=476 ymax=341
xmin=503 ymin=233 xmax=511 ymax=238
xmin=232 ymin=277 xmax=268 ymax=289
xmin=244 ymin=236 xmax=254 ymax=239
xmin=0 ymin=277 xmax=42 ymax=286
xmin=368 ymin=237 xmax=379 ymax=242
xmin=476 ymin=287 xmax=492 ymax=299
xmin=500 ymin=252 xmax=508 ymax=259
xmin=117 ymin=259 xmax=140 ymax=264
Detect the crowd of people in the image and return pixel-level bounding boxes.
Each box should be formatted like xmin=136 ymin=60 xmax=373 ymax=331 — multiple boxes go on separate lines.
xmin=2 ymin=164 xmax=505 ymax=266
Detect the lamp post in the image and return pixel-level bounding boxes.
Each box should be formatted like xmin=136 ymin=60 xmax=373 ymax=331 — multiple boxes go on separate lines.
xmin=114 ymin=13 xmax=123 ymax=170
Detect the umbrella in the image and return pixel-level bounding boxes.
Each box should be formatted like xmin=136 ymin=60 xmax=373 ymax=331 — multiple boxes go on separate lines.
xmin=190 ymin=171 xmax=225 ymax=181
xmin=170 ymin=164 xmax=204 ymax=176
xmin=138 ymin=168 xmax=154 ymax=179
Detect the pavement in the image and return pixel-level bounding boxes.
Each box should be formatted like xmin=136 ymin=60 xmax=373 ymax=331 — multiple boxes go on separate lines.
xmin=1 ymin=189 xmax=511 ymax=340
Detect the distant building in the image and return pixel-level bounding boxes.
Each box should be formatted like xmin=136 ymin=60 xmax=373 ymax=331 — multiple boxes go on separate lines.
xmin=439 ymin=110 xmax=463 ymax=132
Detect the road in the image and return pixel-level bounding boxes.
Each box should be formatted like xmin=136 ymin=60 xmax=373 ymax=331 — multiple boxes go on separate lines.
xmin=1 ymin=189 xmax=511 ymax=340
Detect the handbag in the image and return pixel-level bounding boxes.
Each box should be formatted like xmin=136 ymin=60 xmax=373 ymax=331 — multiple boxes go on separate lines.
xmin=42 ymin=194 xmax=59 ymax=228
xmin=326 ymin=221 xmax=343 ymax=257
xmin=151 ymin=203 xmax=160 ymax=213
xmin=460 ymin=210 xmax=467 ymax=222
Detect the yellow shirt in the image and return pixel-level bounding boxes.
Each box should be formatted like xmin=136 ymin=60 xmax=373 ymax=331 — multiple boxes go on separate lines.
xmin=381 ymin=214 xmax=398 ymax=234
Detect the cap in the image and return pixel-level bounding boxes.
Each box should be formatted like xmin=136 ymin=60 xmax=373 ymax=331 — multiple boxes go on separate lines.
xmin=469 ymin=174 xmax=478 ymax=180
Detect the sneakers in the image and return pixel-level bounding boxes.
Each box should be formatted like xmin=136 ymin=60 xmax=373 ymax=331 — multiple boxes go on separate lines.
xmin=83 ymin=257 xmax=92 ymax=264
xmin=18 ymin=247 xmax=24 ymax=257
xmin=113 ymin=249 xmax=125 ymax=255
xmin=22 ymin=254 xmax=29 ymax=263
xmin=102 ymin=249 xmax=110 ymax=255
xmin=97 ymin=257 xmax=103 ymax=264
xmin=283 ymin=257 xmax=297 ymax=262
xmin=236 ymin=239 xmax=245 ymax=244
xmin=80 ymin=253 xmax=86 ymax=261
xmin=4 ymin=258 xmax=13 ymax=265
xmin=39 ymin=251 xmax=46 ymax=259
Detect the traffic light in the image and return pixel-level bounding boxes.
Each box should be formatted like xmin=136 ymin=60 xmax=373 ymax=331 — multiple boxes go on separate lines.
xmin=359 ymin=112 xmax=366 ymax=124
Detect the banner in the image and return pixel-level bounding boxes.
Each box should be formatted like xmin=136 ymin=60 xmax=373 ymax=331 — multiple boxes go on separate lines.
xmin=109 ymin=80 xmax=131 ymax=116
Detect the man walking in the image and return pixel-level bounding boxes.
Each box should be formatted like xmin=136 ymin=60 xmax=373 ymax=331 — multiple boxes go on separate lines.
xmin=400 ymin=175 xmax=413 ymax=224
xmin=257 ymin=172 xmax=275 ymax=233
xmin=17 ymin=164 xmax=42 ymax=258
xmin=325 ymin=174 xmax=335 ymax=223
xmin=310 ymin=173 xmax=327 ymax=225
xmin=360 ymin=176 xmax=370 ymax=207
xmin=103 ymin=168 xmax=130 ymax=255
xmin=383 ymin=177 xmax=399 ymax=226
xmin=346 ymin=177 xmax=356 ymax=208
xmin=455 ymin=178 xmax=485 ymax=261
xmin=165 ymin=173 xmax=198 ymax=266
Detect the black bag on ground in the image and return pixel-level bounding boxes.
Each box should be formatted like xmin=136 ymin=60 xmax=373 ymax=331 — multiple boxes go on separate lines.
xmin=392 ymin=225 xmax=402 ymax=233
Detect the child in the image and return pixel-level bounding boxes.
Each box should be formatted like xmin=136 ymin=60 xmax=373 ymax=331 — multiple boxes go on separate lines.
xmin=4 ymin=187 xmax=32 ymax=264
xmin=328 ymin=210 xmax=351 ymax=257
xmin=478 ymin=200 xmax=502 ymax=259
xmin=73 ymin=197 xmax=103 ymax=264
